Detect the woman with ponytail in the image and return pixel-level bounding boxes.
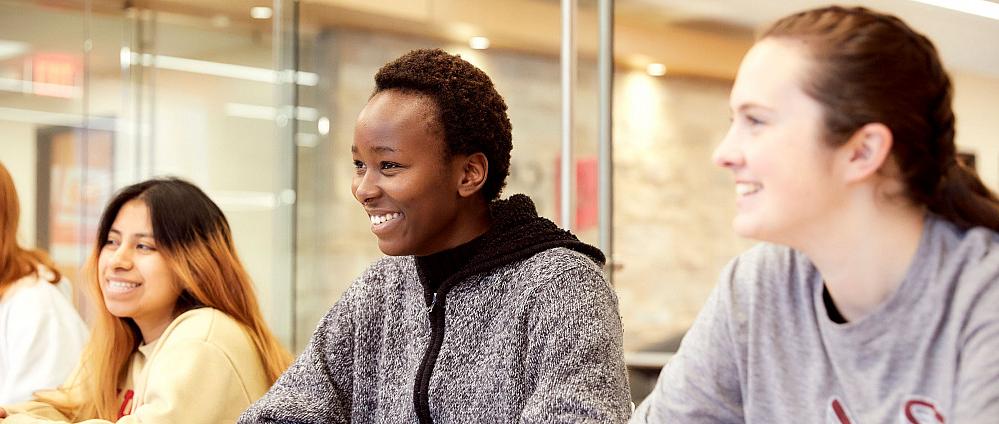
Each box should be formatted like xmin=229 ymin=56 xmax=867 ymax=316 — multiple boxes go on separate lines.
xmin=0 ymin=161 xmax=87 ymax=404
xmin=0 ymin=178 xmax=291 ymax=423
xmin=633 ymin=6 xmax=999 ymax=423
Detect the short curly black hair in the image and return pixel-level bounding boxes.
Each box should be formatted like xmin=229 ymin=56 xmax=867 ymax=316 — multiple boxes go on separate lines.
xmin=373 ymin=49 xmax=513 ymax=201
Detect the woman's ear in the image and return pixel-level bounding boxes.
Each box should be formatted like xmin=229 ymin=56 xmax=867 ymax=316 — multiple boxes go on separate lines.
xmin=457 ymin=152 xmax=489 ymax=198
xmin=840 ymin=122 xmax=893 ymax=183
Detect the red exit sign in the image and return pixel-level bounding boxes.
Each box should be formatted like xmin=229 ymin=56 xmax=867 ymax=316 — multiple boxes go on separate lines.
xmin=32 ymin=53 xmax=80 ymax=97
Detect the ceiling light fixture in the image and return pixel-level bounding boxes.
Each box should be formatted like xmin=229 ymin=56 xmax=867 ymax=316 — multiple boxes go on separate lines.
xmin=250 ymin=6 xmax=273 ymax=20
xmin=318 ymin=117 xmax=330 ymax=135
xmin=469 ymin=36 xmax=491 ymax=50
xmin=125 ymin=53 xmax=319 ymax=86
xmin=646 ymin=63 xmax=667 ymax=77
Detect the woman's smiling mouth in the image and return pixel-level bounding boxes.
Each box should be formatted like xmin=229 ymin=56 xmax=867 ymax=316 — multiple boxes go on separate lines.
xmin=105 ymin=278 xmax=142 ymax=295
xmin=735 ymin=182 xmax=763 ymax=197
xmin=369 ymin=212 xmax=402 ymax=226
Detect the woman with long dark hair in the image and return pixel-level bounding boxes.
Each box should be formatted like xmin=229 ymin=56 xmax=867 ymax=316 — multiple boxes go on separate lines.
xmin=632 ymin=6 xmax=999 ymax=423
xmin=0 ymin=161 xmax=87 ymax=404
xmin=0 ymin=178 xmax=291 ymax=423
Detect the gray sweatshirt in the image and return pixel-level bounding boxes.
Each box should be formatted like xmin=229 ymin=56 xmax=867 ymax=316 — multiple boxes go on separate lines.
xmin=240 ymin=195 xmax=631 ymax=423
xmin=632 ymin=216 xmax=999 ymax=423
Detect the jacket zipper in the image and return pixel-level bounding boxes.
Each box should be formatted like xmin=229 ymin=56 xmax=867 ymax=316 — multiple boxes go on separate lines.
xmin=414 ymin=290 xmax=445 ymax=424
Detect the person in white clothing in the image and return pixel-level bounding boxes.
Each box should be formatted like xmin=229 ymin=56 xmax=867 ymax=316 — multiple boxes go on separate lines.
xmin=0 ymin=161 xmax=87 ymax=404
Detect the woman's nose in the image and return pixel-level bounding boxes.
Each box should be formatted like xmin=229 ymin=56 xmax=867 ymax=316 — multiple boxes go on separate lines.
xmin=108 ymin=244 xmax=133 ymax=270
xmin=352 ymin=172 xmax=381 ymax=205
xmin=712 ymin=128 xmax=744 ymax=169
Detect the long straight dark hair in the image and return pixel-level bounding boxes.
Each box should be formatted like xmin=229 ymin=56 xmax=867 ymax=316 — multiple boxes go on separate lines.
xmin=762 ymin=6 xmax=999 ymax=231
xmin=37 ymin=177 xmax=291 ymax=419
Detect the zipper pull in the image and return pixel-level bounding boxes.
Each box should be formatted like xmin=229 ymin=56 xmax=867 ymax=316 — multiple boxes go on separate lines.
xmin=426 ymin=292 xmax=438 ymax=315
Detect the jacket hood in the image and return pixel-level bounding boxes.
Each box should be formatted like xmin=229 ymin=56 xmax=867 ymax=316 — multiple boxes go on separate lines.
xmin=472 ymin=193 xmax=605 ymax=271
xmin=418 ymin=194 xmax=606 ymax=297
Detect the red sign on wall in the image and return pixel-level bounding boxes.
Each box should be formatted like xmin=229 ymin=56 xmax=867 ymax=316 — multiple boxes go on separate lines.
xmin=32 ymin=53 xmax=80 ymax=98
xmin=554 ymin=156 xmax=599 ymax=231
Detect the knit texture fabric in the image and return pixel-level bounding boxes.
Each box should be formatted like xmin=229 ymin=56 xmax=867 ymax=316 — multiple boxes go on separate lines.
xmin=239 ymin=194 xmax=631 ymax=423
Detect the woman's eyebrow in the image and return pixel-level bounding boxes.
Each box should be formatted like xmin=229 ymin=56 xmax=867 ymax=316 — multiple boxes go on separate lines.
xmin=351 ymin=145 xmax=400 ymax=154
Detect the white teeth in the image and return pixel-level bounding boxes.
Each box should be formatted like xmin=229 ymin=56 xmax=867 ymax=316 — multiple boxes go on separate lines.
xmin=736 ymin=183 xmax=762 ymax=196
xmin=107 ymin=280 xmax=140 ymax=291
xmin=369 ymin=213 xmax=401 ymax=225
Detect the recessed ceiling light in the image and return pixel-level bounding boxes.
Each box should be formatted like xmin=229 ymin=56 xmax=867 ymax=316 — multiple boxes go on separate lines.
xmin=646 ymin=63 xmax=667 ymax=77
xmin=250 ymin=6 xmax=273 ymax=20
xmin=469 ymin=36 xmax=490 ymax=50
xmin=318 ymin=116 xmax=330 ymax=135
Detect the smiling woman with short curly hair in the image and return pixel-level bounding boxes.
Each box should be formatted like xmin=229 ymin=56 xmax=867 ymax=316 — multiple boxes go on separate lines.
xmin=240 ymin=49 xmax=631 ymax=424
xmin=374 ymin=48 xmax=513 ymax=202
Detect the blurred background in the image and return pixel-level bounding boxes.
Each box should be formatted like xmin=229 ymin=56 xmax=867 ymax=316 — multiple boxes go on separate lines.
xmin=2 ymin=0 xmax=997 ymax=401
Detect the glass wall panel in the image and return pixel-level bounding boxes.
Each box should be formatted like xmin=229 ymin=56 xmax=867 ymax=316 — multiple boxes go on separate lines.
xmin=0 ymin=1 xmax=296 ymax=345
xmin=0 ymin=1 xmax=123 ymax=318
xmin=122 ymin=3 xmax=296 ymax=345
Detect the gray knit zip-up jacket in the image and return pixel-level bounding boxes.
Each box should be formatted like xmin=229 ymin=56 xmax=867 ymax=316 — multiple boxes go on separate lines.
xmin=239 ymin=195 xmax=631 ymax=423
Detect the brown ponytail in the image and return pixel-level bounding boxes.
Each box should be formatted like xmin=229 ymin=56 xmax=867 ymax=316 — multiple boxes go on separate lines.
xmin=929 ymin=161 xmax=999 ymax=231
xmin=762 ymin=6 xmax=999 ymax=231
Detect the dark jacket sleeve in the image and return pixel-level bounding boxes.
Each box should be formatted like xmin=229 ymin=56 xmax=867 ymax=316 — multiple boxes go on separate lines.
xmin=238 ymin=285 xmax=358 ymax=424
xmin=519 ymin=261 xmax=632 ymax=423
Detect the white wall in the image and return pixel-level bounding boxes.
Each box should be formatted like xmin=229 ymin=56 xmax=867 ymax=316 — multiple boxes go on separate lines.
xmin=0 ymin=122 xmax=38 ymax=248
xmin=952 ymin=71 xmax=999 ymax=192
